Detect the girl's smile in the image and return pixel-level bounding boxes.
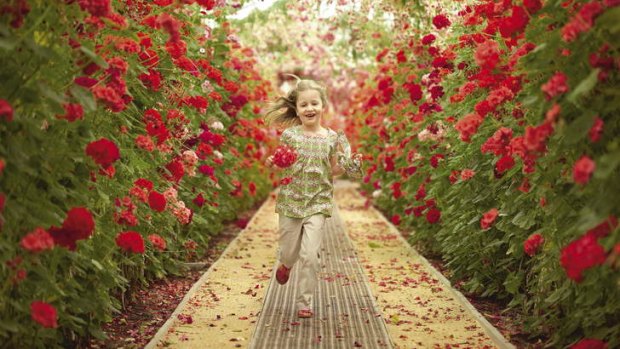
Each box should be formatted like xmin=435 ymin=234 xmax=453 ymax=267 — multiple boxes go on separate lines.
xmin=296 ymin=89 xmax=324 ymax=130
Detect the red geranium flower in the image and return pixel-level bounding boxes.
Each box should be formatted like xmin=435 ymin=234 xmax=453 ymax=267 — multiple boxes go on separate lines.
xmin=573 ymin=155 xmax=595 ymax=185
xmin=148 ymin=234 xmax=167 ymax=251
xmin=524 ymin=233 xmax=544 ymax=256
xmin=273 ymin=145 xmax=297 ymax=168
xmin=115 ymin=231 xmax=145 ymax=254
xmin=455 ymin=113 xmax=484 ymax=142
xmin=560 ymin=234 xmax=606 ymax=282
xmin=85 ymin=138 xmax=120 ymax=168
xmin=148 ymin=191 xmax=167 ymax=212
xmin=426 ymin=208 xmax=441 ymax=224
xmin=20 ymin=228 xmax=54 ymax=253
xmin=78 ymin=0 xmax=111 ymax=17
xmin=421 ymin=34 xmax=436 ymax=45
xmin=57 ymin=103 xmax=84 ymax=122
xmin=164 ymin=159 xmax=185 ymax=182
xmin=432 ymin=14 xmax=451 ymax=29
xmin=461 ymin=169 xmax=475 ymax=181
xmin=495 ymin=155 xmax=515 ymax=174
xmin=193 ymin=193 xmax=205 ymax=207
xmin=0 ymin=99 xmax=14 ymax=122
xmin=589 ymin=117 xmax=603 ymax=142
xmin=481 ymin=208 xmax=499 ymax=230
xmin=49 ymin=207 xmax=95 ymax=250
xmin=541 ymin=72 xmax=569 ymax=100
xmin=134 ymin=178 xmax=153 ymax=191
xmin=391 ymin=214 xmax=401 ymax=225
xmin=570 ymin=339 xmax=607 ymax=349
xmin=31 ymin=301 xmax=58 ymax=328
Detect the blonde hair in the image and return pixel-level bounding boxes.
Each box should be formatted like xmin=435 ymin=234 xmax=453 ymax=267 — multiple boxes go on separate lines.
xmin=264 ymin=75 xmax=328 ymax=128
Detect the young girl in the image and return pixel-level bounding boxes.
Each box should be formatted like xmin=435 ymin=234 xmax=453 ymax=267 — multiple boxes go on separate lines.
xmin=264 ymin=77 xmax=362 ymax=319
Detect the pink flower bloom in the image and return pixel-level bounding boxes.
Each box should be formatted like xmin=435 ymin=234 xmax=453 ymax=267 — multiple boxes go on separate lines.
xmin=481 ymin=208 xmax=499 ymax=230
xmin=524 ymin=233 xmax=544 ymax=256
xmin=541 ymin=72 xmax=569 ymax=100
xmin=573 ymin=155 xmax=595 ymax=185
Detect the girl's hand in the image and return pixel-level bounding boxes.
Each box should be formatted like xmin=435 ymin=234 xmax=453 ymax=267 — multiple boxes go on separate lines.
xmin=266 ymin=155 xmax=275 ymax=169
xmin=352 ymin=153 xmax=363 ymax=164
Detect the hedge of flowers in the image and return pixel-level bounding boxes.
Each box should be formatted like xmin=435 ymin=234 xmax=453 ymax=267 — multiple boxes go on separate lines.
xmin=0 ymin=0 xmax=274 ymax=346
xmin=354 ymin=0 xmax=619 ymax=347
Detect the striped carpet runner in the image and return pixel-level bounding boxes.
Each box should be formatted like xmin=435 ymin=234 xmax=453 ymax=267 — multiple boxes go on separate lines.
xmin=249 ymin=206 xmax=394 ymax=349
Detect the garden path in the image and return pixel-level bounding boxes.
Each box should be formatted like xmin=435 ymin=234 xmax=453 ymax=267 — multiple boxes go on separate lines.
xmin=145 ymin=181 xmax=513 ymax=349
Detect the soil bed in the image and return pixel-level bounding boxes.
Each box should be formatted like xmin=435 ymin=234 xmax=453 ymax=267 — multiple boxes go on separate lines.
xmin=87 ymin=208 xmax=257 ymax=349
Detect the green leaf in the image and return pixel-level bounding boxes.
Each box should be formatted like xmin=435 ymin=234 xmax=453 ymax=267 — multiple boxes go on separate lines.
xmin=512 ymin=211 xmax=536 ymax=229
xmin=91 ymin=259 xmax=104 ymax=271
xmin=564 ymin=113 xmax=594 ymax=144
xmin=594 ymin=149 xmax=620 ymax=179
xmin=70 ymin=85 xmax=97 ymax=112
xmin=368 ymin=241 xmax=382 ymax=248
xmin=567 ymin=69 xmax=600 ymax=104
xmin=595 ymin=6 xmax=620 ymax=34
xmin=504 ymin=271 xmax=523 ymax=294
xmin=79 ymin=46 xmax=109 ymax=69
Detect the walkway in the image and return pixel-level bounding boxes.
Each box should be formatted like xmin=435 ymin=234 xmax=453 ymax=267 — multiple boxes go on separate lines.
xmin=146 ymin=181 xmax=513 ymax=349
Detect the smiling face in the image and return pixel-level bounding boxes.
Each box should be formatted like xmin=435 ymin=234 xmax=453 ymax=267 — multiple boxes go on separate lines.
xmin=296 ymin=89 xmax=324 ymax=129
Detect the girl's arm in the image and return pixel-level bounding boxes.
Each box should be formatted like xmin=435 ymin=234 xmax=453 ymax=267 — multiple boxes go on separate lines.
xmin=330 ymin=155 xmax=345 ymax=177
xmin=335 ymin=132 xmax=363 ymax=179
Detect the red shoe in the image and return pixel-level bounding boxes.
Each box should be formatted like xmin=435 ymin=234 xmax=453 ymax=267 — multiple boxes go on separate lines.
xmin=275 ymin=264 xmax=290 ymax=285
xmin=297 ymin=309 xmax=313 ymax=318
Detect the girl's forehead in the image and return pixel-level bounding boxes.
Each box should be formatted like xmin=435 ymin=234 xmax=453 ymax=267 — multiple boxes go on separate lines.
xmin=297 ymin=89 xmax=322 ymax=101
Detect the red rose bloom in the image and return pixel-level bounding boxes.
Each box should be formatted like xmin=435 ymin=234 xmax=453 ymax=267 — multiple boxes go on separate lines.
xmin=524 ymin=233 xmax=544 ymax=256
xmin=573 ymin=155 xmax=595 ymax=185
xmin=481 ymin=208 xmax=499 ymax=230
xmin=31 ymin=301 xmax=58 ymax=328
xmin=280 ymin=177 xmax=293 ymax=186
xmin=560 ymin=234 xmax=606 ymax=282
xmin=148 ymin=234 xmax=167 ymax=251
xmin=148 ymin=191 xmax=167 ymax=212
xmin=426 ymin=208 xmax=441 ymax=224
xmin=193 ymin=193 xmax=205 ymax=207
xmin=20 ymin=228 xmax=54 ymax=253
xmin=115 ymin=231 xmax=145 ymax=254
xmin=85 ymin=138 xmax=120 ymax=168
xmin=273 ymin=145 xmax=298 ymax=168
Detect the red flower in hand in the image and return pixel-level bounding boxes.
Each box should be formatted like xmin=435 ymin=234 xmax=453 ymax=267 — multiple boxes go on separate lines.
xmin=273 ymin=145 xmax=297 ymax=168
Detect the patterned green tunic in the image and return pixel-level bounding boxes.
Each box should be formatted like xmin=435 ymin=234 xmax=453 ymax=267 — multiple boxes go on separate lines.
xmin=275 ymin=125 xmax=362 ymax=219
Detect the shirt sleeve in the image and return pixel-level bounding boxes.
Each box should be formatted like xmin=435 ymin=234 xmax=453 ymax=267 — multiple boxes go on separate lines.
xmin=336 ymin=131 xmax=363 ymax=179
xmin=280 ymin=128 xmax=293 ymax=147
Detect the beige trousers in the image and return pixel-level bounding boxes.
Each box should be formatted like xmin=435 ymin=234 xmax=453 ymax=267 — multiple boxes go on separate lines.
xmin=278 ymin=213 xmax=326 ymax=311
